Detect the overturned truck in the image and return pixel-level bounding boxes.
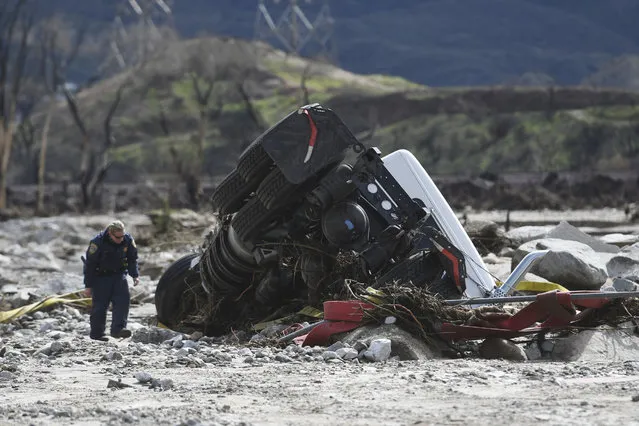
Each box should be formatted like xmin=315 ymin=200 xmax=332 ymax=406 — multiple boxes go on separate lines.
xmin=155 ymin=104 xmax=501 ymax=335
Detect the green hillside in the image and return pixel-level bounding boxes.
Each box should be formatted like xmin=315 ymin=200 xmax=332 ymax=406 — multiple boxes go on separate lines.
xmin=21 ymin=37 xmax=639 ymax=186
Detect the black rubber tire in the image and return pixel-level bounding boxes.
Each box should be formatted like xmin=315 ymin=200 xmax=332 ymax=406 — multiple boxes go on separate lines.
xmin=210 ymin=170 xmax=252 ymax=215
xmin=237 ymin=143 xmax=274 ymax=184
xmin=200 ymin=243 xmax=242 ymax=295
xmin=375 ymin=251 xmax=461 ymax=299
xmin=155 ymin=253 xmax=202 ymax=327
xmin=230 ymin=197 xmax=277 ymax=243
xmin=219 ymin=227 xmax=255 ymax=274
xmin=255 ymin=167 xmax=299 ymax=209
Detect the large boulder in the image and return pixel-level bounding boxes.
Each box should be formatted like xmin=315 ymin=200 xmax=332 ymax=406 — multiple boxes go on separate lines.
xmin=512 ymin=238 xmax=613 ymax=290
xmin=551 ymin=325 xmax=639 ymax=362
xmin=546 ymin=221 xmax=620 ymax=254
xmin=606 ymin=242 xmax=639 ymax=280
xmin=598 ymin=233 xmax=639 ymax=248
xmin=338 ymin=324 xmax=442 ymax=361
xmin=505 ymin=225 xmax=554 ymax=247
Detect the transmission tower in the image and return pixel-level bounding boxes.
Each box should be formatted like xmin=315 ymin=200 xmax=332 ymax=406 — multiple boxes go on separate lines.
xmin=106 ymin=0 xmax=174 ymax=71
xmin=254 ymin=0 xmax=337 ymax=62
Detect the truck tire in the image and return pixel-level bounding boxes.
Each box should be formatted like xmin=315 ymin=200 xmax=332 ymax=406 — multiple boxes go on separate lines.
xmin=210 ymin=170 xmax=252 ymax=215
xmin=255 ymin=167 xmax=299 ymax=209
xmin=155 ymin=253 xmax=202 ymax=328
xmin=237 ymin=142 xmax=274 ymax=184
xmin=229 ymin=197 xmax=276 ymax=243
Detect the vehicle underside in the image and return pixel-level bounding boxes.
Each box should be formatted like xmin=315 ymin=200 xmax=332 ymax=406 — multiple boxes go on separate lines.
xmin=154 ymin=103 xmax=498 ymax=336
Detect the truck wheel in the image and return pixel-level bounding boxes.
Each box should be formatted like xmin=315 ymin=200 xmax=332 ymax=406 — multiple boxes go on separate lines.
xmin=155 ymin=253 xmax=202 ymax=328
xmin=230 ymin=197 xmax=281 ymax=243
xmin=237 ymin=143 xmax=274 ymax=184
xmin=210 ymin=170 xmax=253 ymax=215
xmin=256 ymin=167 xmax=299 ymax=209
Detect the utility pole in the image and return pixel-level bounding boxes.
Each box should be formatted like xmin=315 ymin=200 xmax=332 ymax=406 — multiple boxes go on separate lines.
xmin=106 ymin=0 xmax=174 ymax=71
xmin=254 ymin=0 xmax=337 ymax=62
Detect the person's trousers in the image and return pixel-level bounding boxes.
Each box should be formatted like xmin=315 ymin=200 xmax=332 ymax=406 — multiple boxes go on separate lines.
xmin=89 ymin=274 xmax=130 ymax=338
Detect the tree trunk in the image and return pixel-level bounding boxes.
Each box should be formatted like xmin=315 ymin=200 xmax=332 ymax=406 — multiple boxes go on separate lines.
xmin=188 ymin=109 xmax=206 ymax=209
xmin=36 ymin=105 xmax=54 ymax=214
xmin=0 ymin=117 xmax=16 ymax=210
xmin=79 ymin=134 xmax=92 ymax=211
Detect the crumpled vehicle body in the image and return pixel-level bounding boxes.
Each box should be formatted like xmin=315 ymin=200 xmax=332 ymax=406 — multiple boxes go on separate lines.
xmin=154 ymin=104 xmax=497 ymax=335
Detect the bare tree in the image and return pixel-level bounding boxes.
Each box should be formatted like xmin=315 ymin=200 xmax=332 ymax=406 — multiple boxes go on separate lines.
xmin=168 ymin=39 xmax=261 ymax=209
xmin=60 ymin=8 xmax=175 ymax=211
xmin=0 ymin=0 xmax=34 ymax=209
xmin=62 ymin=73 xmax=130 ymax=211
xmin=36 ymin=16 xmax=86 ymax=213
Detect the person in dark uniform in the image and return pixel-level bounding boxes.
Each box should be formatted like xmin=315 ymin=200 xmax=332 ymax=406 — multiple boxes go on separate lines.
xmin=83 ymin=220 xmax=140 ymax=341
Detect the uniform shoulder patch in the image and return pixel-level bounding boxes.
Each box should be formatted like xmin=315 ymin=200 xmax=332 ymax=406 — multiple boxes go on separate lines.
xmin=88 ymin=242 xmax=99 ymax=255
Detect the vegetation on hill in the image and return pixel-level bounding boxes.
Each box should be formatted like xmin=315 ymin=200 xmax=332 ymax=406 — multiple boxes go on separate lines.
xmin=17 ymin=36 xmax=639 ymax=194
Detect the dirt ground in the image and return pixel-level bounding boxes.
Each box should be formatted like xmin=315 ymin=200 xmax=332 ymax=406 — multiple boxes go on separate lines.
xmin=1 ymin=305 xmax=638 ymax=426
xmin=1 ymin=211 xmax=638 ymax=426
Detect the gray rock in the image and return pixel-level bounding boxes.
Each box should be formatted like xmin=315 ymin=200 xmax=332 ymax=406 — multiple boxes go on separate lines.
xmin=131 ymin=327 xmax=181 ymax=345
xmin=611 ymin=277 xmax=639 ymax=292
xmin=175 ymin=348 xmax=191 ymax=357
xmin=214 ymin=352 xmax=232 ymax=362
xmin=39 ymin=321 xmax=56 ymax=333
xmin=546 ymin=221 xmax=620 ymax=254
xmin=274 ymin=354 xmax=293 ymax=363
xmin=512 ymin=238 xmax=612 ymax=290
xmin=506 ymin=225 xmax=554 ymax=246
xmin=189 ymin=331 xmax=204 ymax=341
xmin=237 ymin=347 xmax=252 ymax=357
xmin=321 ymin=351 xmax=339 ymax=361
xmin=479 ymin=338 xmax=527 ymax=361
xmin=181 ymin=340 xmax=198 ymax=350
xmin=134 ymin=372 xmax=153 ymax=383
xmin=0 ymin=371 xmax=16 ymax=381
xmin=335 ymin=347 xmax=359 ymax=360
xmin=102 ymin=351 xmax=123 ymax=361
xmin=598 ymin=233 xmax=639 ymax=248
xmin=170 ymin=335 xmax=184 ymax=348
xmin=524 ymin=343 xmax=542 ymax=361
xmin=551 ymin=325 xmax=639 ymax=362
xmin=149 ymin=378 xmax=173 ymax=390
xmin=606 ymin=244 xmax=639 ymax=278
xmin=326 ymin=341 xmax=346 ymax=352
xmin=363 ymin=339 xmax=392 ymax=362
xmin=49 ymin=341 xmax=64 ymax=354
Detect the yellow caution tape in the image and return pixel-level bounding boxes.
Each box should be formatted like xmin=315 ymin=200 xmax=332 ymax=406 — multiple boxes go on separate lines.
xmin=252 ymin=305 xmax=325 ymax=331
xmin=360 ymin=287 xmax=387 ymax=305
xmin=514 ymin=280 xmax=569 ymax=293
xmin=496 ymin=280 xmax=569 ymax=293
xmin=296 ymin=306 xmax=323 ymax=319
xmin=0 ymin=290 xmax=91 ymax=324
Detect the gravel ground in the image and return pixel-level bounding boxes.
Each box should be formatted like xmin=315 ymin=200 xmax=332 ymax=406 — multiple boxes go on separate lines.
xmin=1 ymin=303 xmax=639 ymax=426
xmin=1 ymin=212 xmax=639 ymax=425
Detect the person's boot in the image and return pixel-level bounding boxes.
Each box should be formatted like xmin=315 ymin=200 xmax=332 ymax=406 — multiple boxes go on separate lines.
xmin=90 ymin=335 xmax=109 ymax=342
xmin=110 ymin=329 xmax=132 ymax=338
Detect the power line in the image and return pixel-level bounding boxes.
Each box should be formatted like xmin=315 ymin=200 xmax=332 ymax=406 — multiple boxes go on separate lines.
xmin=254 ymin=0 xmax=337 ymax=62
xmin=106 ymin=0 xmax=174 ymax=71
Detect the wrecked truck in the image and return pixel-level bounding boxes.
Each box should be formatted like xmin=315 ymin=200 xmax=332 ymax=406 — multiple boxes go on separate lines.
xmin=154 ymin=103 xmax=504 ymax=335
